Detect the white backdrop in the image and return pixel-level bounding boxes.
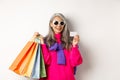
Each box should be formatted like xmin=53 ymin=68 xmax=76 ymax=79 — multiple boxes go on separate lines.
xmin=0 ymin=0 xmax=120 ymax=80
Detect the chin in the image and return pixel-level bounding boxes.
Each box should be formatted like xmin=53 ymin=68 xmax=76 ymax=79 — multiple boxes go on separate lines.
xmin=54 ymin=31 xmax=61 ymax=34
xmin=55 ymin=30 xmax=62 ymax=33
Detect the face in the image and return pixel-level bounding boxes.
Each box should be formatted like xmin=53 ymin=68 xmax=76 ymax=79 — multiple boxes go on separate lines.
xmin=50 ymin=16 xmax=65 ymax=34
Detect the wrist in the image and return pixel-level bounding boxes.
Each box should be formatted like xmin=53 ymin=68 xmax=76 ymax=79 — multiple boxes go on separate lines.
xmin=41 ymin=42 xmax=44 ymax=44
xmin=40 ymin=39 xmax=44 ymax=44
xmin=72 ymin=44 xmax=78 ymax=47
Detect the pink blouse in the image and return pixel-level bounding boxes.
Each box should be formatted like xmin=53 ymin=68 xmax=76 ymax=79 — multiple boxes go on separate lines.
xmin=40 ymin=33 xmax=83 ymax=80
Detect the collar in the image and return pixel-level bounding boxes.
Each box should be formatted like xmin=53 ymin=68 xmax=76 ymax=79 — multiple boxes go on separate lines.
xmin=54 ymin=33 xmax=61 ymax=43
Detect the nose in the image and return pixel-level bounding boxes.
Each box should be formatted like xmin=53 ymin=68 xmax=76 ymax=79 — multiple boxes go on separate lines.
xmin=58 ymin=24 xmax=61 ymax=27
xmin=56 ymin=24 xmax=61 ymax=28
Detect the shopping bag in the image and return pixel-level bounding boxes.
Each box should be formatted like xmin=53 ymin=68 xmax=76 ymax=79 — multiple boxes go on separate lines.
xmin=9 ymin=37 xmax=47 ymax=79
xmin=23 ymin=43 xmax=38 ymax=77
xmin=31 ymin=38 xmax=46 ymax=79
xmin=23 ymin=38 xmax=41 ymax=77
xmin=40 ymin=48 xmax=46 ymax=78
xmin=31 ymin=44 xmax=41 ymax=79
xmin=9 ymin=41 xmax=36 ymax=75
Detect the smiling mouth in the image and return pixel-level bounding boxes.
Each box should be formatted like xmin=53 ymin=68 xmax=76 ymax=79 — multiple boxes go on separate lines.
xmin=55 ymin=27 xmax=62 ymax=30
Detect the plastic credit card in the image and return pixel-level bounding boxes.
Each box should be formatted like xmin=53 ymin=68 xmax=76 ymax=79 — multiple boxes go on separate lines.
xmin=70 ymin=32 xmax=78 ymax=37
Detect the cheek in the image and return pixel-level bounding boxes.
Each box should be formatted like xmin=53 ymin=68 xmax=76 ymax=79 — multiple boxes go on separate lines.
xmin=52 ymin=27 xmax=56 ymax=31
xmin=60 ymin=28 xmax=63 ymax=31
xmin=61 ymin=26 xmax=65 ymax=30
xmin=50 ymin=22 xmax=54 ymax=28
xmin=51 ymin=27 xmax=56 ymax=32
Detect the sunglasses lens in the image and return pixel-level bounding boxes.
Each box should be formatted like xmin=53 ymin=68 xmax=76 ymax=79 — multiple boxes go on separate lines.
xmin=54 ymin=21 xmax=58 ymax=25
xmin=53 ymin=21 xmax=65 ymax=26
xmin=60 ymin=22 xmax=64 ymax=25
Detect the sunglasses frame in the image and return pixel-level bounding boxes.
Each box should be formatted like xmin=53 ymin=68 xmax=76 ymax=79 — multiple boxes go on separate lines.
xmin=52 ymin=20 xmax=65 ymax=26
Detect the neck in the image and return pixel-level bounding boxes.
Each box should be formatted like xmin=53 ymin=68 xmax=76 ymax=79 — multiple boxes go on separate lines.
xmin=54 ymin=33 xmax=61 ymax=43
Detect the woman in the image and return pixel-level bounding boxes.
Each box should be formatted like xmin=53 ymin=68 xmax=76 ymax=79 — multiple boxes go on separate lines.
xmin=32 ymin=13 xmax=83 ymax=80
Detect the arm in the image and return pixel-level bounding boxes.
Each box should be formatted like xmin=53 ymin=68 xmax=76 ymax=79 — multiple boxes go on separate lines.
xmin=31 ymin=32 xmax=51 ymax=65
xmin=41 ymin=44 xmax=51 ymax=65
xmin=70 ymin=35 xmax=83 ymax=67
xmin=70 ymin=45 xmax=83 ymax=67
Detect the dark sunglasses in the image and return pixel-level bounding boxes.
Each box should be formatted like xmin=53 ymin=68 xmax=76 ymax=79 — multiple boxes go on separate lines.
xmin=53 ymin=20 xmax=65 ymax=26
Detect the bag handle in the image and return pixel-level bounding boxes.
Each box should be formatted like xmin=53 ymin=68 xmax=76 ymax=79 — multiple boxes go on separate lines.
xmin=30 ymin=35 xmax=41 ymax=43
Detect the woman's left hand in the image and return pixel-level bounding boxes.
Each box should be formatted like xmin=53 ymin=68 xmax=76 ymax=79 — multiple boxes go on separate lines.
xmin=72 ymin=35 xmax=80 ymax=47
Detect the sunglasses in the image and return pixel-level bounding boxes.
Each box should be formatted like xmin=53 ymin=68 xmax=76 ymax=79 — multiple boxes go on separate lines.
xmin=53 ymin=20 xmax=65 ymax=26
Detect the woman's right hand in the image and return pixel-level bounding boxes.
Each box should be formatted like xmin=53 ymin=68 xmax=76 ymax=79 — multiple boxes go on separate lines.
xmin=33 ymin=32 xmax=40 ymax=37
xmin=30 ymin=32 xmax=44 ymax=44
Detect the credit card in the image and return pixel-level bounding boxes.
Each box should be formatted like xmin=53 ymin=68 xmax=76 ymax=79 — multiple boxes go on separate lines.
xmin=70 ymin=32 xmax=77 ymax=37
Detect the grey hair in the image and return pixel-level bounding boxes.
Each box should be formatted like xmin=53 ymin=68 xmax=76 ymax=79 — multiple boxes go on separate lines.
xmin=49 ymin=13 xmax=67 ymax=26
xmin=45 ymin=13 xmax=71 ymax=49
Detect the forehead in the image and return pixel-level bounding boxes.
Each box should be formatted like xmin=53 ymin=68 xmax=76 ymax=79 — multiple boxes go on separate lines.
xmin=52 ymin=16 xmax=63 ymax=21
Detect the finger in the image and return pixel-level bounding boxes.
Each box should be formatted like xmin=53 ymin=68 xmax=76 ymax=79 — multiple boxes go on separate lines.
xmin=38 ymin=34 xmax=44 ymax=39
xmin=34 ymin=32 xmax=40 ymax=36
xmin=74 ymin=35 xmax=79 ymax=38
xmin=74 ymin=35 xmax=79 ymax=40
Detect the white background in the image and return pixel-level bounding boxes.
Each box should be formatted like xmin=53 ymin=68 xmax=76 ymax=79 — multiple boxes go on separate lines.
xmin=0 ymin=0 xmax=120 ymax=80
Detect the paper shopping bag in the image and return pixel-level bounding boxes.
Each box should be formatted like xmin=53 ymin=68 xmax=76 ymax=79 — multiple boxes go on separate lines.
xmin=31 ymin=43 xmax=41 ymax=79
xmin=31 ymin=44 xmax=46 ymax=79
xmin=9 ymin=37 xmax=47 ymax=79
xmin=23 ymin=43 xmax=38 ymax=77
xmin=40 ymin=48 xmax=46 ymax=78
xmin=9 ymin=41 xmax=37 ymax=75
